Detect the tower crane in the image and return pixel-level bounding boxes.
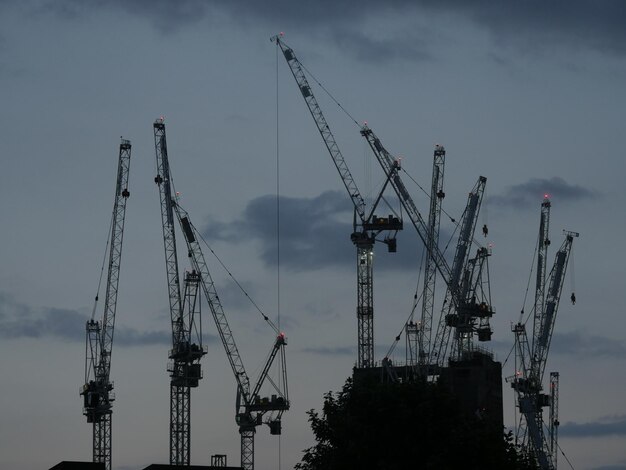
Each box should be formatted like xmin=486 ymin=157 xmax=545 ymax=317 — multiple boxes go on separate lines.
xmin=360 ymin=126 xmax=492 ymax=369
xmin=273 ymin=34 xmax=402 ymax=370
xmin=275 ymin=34 xmax=492 ymax=372
xmin=511 ymin=197 xmax=578 ymax=469
xmin=153 ymin=119 xmax=289 ymax=470
xmin=175 ymin=204 xmax=289 ymax=470
xmin=153 ymin=119 xmax=206 ymax=465
xmin=81 ymin=138 xmax=132 ymax=470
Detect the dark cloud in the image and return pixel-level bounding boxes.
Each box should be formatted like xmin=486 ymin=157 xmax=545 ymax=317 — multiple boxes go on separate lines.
xmin=550 ymin=330 xmax=626 ymax=358
xmin=0 ymin=295 xmax=173 ymax=346
xmin=204 ymin=190 xmax=424 ymax=272
xmin=487 ymin=177 xmax=597 ymax=209
xmin=560 ymin=415 xmax=626 ymax=438
xmin=38 ymin=1 xmax=626 ymax=60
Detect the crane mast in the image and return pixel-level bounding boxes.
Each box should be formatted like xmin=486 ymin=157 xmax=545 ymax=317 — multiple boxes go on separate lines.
xmin=511 ymin=197 xmax=577 ymax=469
xmin=153 ymin=119 xmax=206 ymax=466
xmin=273 ymin=34 xmax=402 ymax=369
xmin=81 ymin=138 xmax=132 ymax=470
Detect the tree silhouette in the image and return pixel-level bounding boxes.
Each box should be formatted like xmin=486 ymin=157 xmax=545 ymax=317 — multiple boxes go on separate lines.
xmin=296 ymin=376 xmax=537 ymax=470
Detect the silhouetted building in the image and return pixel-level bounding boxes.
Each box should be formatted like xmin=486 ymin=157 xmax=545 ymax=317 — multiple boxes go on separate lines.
xmin=49 ymin=462 xmax=105 ymax=470
xmin=142 ymin=465 xmax=242 ymax=470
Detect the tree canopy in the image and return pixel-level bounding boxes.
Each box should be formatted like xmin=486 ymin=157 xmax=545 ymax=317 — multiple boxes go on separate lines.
xmin=296 ymin=376 xmax=537 ymax=470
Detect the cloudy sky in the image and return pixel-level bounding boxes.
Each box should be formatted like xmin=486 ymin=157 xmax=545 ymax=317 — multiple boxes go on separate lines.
xmin=1 ymin=1 xmax=625 ymax=469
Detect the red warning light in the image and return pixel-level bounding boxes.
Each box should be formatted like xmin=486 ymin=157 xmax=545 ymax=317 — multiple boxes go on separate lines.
xmin=544 ymin=193 xmax=550 ymax=199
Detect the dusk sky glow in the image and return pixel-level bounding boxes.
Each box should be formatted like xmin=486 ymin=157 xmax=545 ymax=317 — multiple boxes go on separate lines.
xmin=1 ymin=2 xmax=625 ymax=470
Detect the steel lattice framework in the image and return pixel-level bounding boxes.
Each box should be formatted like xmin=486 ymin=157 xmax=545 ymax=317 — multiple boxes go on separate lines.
xmin=153 ymin=119 xmax=206 ymax=466
xmin=416 ymin=145 xmax=446 ymax=370
xmin=81 ymin=138 xmax=132 ymax=470
xmin=176 ymin=204 xmax=289 ymax=470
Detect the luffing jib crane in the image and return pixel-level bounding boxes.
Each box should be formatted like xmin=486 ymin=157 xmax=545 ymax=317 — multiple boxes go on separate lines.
xmin=273 ymin=34 xmax=402 ymax=369
xmin=153 ymin=119 xmax=206 ymax=465
xmin=81 ymin=138 xmax=132 ymax=470
xmin=175 ymin=203 xmax=289 ymax=470
xmin=153 ymin=119 xmax=289 ymax=470
xmin=511 ymin=197 xmax=578 ymax=469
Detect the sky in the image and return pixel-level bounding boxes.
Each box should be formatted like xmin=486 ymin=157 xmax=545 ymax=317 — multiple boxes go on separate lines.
xmin=1 ymin=1 xmax=625 ymax=469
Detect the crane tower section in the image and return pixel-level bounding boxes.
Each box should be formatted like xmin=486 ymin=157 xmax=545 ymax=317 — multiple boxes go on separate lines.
xmin=153 ymin=119 xmax=206 ymax=466
xmin=81 ymin=138 xmax=132 ymax=470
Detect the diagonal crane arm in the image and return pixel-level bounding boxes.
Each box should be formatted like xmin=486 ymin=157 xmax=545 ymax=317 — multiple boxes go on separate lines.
xmin=153 ymin=120 xmax=184 ymax=344
xmin=272 ymin=34 xmax=366 ymax=221
xmin=360 ymin=126 xmax=454 ymax=285
xmin=175 ymin=200 xmax=288 ymax=470
xmin=430 ymin=176 xmax=487 ymax=364
xmin=532 ymin=231 xmax=577 ymax=382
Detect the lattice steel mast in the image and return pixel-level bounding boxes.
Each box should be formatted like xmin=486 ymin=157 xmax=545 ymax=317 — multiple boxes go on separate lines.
xmin=81 ymin=138 xmax=132 ymax=470
xmin=414 ymin=145 xmax=445 ymax=370
xmin=153 ymin=119 xmax=206 ymax=465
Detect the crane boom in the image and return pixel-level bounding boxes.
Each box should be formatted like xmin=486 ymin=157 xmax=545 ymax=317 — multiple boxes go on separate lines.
xmin=359 ymin=126 xmax=454 ymax=283
xmin=418 ymin=145 xmax=446 ymax=370
xmin=175 ymin=202 xmax=289 ymax=470
xmin=533 ymin=232 xmax=577 ymax=382
xmin=153 ymin=119 xmax=206 ymax=465
xmin=81 ymin=138 xmax=132 ymax=470
xmin=273 ymin=35 xmax=366 ymax=220
xmin=430 ymin=176 xmax=487 ymax=365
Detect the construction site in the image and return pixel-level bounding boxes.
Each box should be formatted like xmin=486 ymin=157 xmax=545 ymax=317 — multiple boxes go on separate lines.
xmin=38 ymin=35 xmax=583 ymax=470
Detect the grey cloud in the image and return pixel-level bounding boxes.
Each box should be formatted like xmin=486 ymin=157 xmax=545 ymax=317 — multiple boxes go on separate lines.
xmin=592 ymin=466 xmax=626 ymax=470
xmin=487 ymin=177 xmax=597 ymax=209
xmin=0 ymin=295 xmax=173 ymax=346
xmin=204 ymin=190 xmax=424 ymax=271
xmin=560 ymin=415 xmax=626 ymax=438
xmin=39 ymin=1 xmax=626 ymax=60
xmin=550 ymin=330 xmax=626 ymax=358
